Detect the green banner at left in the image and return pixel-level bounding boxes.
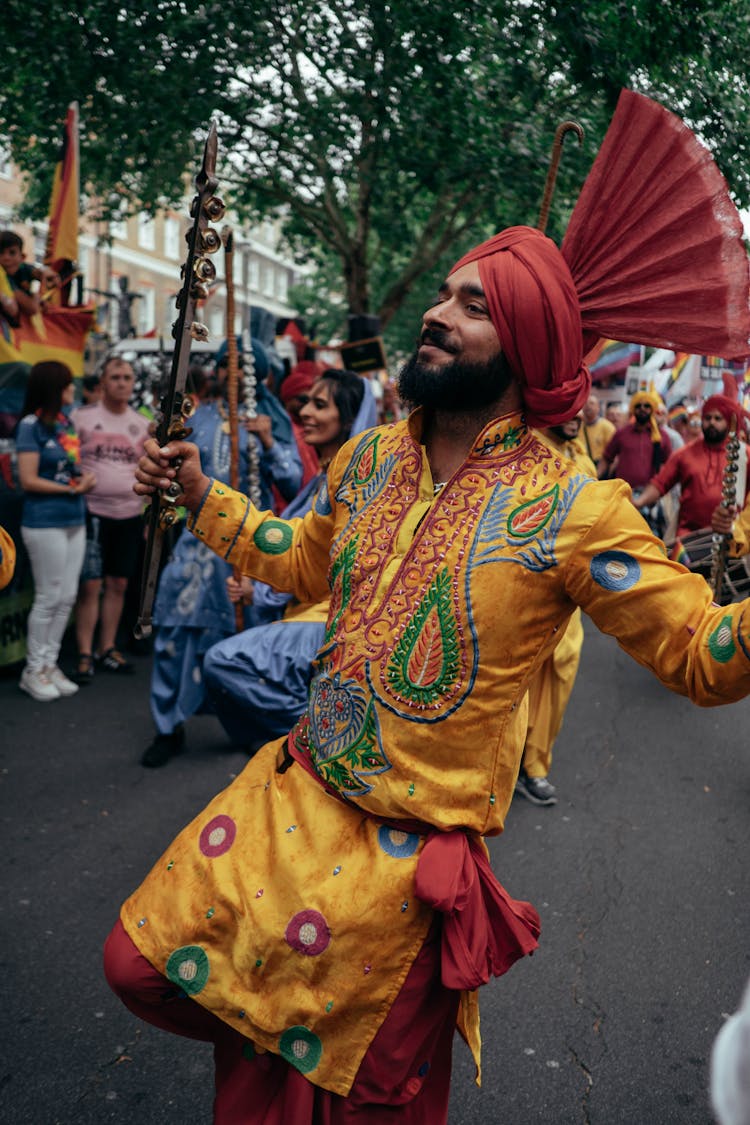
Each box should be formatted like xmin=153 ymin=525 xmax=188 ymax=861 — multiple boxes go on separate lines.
xmin=0 ymin=576 xmax=33 ymax=667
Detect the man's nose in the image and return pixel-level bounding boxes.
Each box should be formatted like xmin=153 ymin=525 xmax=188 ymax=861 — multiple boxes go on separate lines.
xmin=423 ymin=298 xmax=453 ymax=332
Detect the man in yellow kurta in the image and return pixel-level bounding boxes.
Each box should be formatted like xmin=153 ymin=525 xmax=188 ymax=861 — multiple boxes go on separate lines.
xmin=106 ymin=226 xmax=750 ymax=1124
xmin=516 ymin=412 xmax=596 ymax=806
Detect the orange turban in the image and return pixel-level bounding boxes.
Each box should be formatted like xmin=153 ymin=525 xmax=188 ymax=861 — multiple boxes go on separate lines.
xmin=450 ymin=226 xmax=591 ymax=426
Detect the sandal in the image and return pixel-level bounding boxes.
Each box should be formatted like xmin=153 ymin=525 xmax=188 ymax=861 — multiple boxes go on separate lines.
xmin=98 ymin=647 xmax=134 ymax=674
xmin=72 ymin=653 xmax=94 ymax=684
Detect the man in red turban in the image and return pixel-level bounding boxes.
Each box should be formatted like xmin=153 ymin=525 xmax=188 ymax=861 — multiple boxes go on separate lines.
xmin=107 ymin=92 xmax=750 ymax=1125
xmin=634 ymin=394 xmax=749 ymax=541
xmin=398 ymin=226 xmax=590 ymax=429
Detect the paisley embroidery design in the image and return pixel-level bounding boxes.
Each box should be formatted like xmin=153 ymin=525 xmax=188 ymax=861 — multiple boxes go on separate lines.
xmin=326 ymin=536 xmax=358 ymax=643
xmin=308 ymin=671 xmax=390 ymax=796
xmin=353 ymin=432 xmax=379 ymax=485
xmin=385 ymin=568 xmax=460 ymax=706
xmin=506 ymin=483 xmax=559 ymax=538
xmin=472 ymin=474 xmax=587 ymax=572
xmin=335 ymin=431 xmax=396 ymax=520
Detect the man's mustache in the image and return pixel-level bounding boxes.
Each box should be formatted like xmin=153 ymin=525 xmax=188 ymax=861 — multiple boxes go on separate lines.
xmin=419 ymin=328 xmax=458 ymax=354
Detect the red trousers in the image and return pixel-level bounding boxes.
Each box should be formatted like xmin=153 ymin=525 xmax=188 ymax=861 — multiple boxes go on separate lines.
xmin=104 ymin=918 xmax=459 ymax=1124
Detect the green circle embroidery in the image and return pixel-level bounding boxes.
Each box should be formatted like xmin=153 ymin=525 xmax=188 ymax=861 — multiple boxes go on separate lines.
xmin=279 ymin=1026 xmax=323 ymax=1074
xmin=708 ymin=616 xmax=735 ymax=663
xmin=165 ymin=945 xmax=210 ymax=995
xmin=253 ymin=520 xmax=293 ymax=555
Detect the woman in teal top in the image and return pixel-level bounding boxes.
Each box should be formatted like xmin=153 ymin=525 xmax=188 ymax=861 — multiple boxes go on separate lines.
xmin=15 ymin=361 xmax=96 ymax=701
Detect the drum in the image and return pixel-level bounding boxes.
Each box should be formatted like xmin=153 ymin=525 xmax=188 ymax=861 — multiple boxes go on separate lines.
xmin=668 ymin=528 xmax=750 ymax=605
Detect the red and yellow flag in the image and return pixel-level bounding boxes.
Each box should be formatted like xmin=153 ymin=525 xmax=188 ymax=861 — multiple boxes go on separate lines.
xmin=45 ymin=103 xmax=80 ymax=284
xmin=12 ymin=305 xmax=95 ymax=376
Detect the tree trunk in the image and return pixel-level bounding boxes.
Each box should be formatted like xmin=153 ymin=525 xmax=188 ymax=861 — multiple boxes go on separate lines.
xmin=343 ymin=243 xmax=370 ymax=316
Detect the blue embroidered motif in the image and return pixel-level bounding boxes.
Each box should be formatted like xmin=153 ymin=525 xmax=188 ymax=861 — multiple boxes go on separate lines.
xmin=335 ymin=431 xmax=396 ymax=519
xmin=590 ymin=550 xmax=641 ymax=592
xmin=377 ymin=826 xmax=420 ymax=858
xmin=471 ymin=474 xmax=588 ymax=573
xmin=314 ymin=479 xmax=332 ymax=516
xmin=308 ymin=670 xmax=391 ymax=795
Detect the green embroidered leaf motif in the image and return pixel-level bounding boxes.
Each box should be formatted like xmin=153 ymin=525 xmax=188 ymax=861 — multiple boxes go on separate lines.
xmin=386 ymin=568 xmax=459 ymax=705
xmin=506 ymin=483 xmax=559 ymax=538
xmin=353 ymin=434 xmax=379 ymax=485
xmin=325 ymin=536 xmax=358 ymax=643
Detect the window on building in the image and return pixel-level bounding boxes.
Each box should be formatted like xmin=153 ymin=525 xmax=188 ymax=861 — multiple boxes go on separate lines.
xmin=0 ymin=141 xmax=11 ymax=179
xmin=139 ymin=287 xmax=156 ymax=335
xmin=262 ymin=265 xmax=275 ymax=297
xmin=276 ymin=270 xmax=288 ymax=302
xmin=164 ymin=217 xmax=180 ymax=260
xmin=110 ymin=217 xmax=128 ymax=242
xmin=248 ymin=256 xmax=260 ymax=291
xmin=138 ymin=213 xmax=156 ymax=251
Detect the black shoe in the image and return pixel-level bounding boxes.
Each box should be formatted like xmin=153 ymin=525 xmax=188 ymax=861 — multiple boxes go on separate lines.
xmin=140 ymin=725 xmax=185 ymax=769
xmin=515 ymin=770 xmax=557 ymax=806
xmin=71 ymin=653 xmax=95 ymax=684
xmin=98 ymin=647 xmax=134 ymax=673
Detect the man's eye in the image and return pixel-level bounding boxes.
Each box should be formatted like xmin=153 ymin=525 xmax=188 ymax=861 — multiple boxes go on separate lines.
xmin=467 ymin=303 xmax=487 ymax=315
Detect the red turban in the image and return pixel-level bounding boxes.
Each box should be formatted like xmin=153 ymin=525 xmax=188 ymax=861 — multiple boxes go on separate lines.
xmin=702 ymin=395 xmax=747 ymax=429
xmin=280 ymin=361 xmax=325 ymax=405
xmin=450 ymin=226 xmax=591 ymax=426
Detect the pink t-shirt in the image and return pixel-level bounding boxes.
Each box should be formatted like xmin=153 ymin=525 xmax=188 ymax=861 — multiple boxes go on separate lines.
xmin=71 ymin=402 xmax=150 ymax=519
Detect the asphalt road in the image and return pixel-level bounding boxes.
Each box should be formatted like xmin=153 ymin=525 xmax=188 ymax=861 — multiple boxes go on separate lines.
xmin=1 ymin=619 xmax=748 ymax=1125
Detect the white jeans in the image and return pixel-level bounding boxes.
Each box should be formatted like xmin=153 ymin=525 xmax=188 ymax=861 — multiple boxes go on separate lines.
xmin=21 ymin=524 xmax=86 ymax=674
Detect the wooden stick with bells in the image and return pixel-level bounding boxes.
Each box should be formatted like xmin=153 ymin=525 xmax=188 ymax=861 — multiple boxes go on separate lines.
xmin=134 ymin=123 xmax=225 ymax=639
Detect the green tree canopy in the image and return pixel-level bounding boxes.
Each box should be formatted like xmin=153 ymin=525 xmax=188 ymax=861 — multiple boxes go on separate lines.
xmin=4 ymin=1 xmax=749 ymax=352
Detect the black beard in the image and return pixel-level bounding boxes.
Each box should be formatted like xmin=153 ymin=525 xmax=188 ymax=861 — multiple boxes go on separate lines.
xmin=398 ymin=347 xmax=513 ymax=412
xmin=703 ymin=425 xmax=725 ymax=444
xmin=549 ymin=422 xmax=580 ymax=441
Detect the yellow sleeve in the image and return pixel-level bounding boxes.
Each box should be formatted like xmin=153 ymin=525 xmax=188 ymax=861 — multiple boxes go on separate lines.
xmin=0 ymin=525 xmax=16 ymax=591
xmin=563 ymin=480 xmax=750 ymax=706
xmin=729 ymin=498 xmax=750 ymax=558
xmin=188 ymin=450 xmax=347 ymax=606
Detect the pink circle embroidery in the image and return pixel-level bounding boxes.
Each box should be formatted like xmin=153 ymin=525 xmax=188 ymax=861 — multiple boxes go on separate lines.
xmin=199 ymin=814 xmax=237 ymax=857
xmin=285 ymin=910 xmax=331 ymax=956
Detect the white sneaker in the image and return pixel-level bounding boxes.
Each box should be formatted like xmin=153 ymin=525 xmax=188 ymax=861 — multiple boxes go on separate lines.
xmin=19 ymin=667 xmax=61 ymax=702
xmin=45 ymin=666 xmax=79 ymax=697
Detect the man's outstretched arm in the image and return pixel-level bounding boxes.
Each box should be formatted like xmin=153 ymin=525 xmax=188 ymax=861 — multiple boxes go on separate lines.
xmin=135 ymin=437 xmax=335 ymax=606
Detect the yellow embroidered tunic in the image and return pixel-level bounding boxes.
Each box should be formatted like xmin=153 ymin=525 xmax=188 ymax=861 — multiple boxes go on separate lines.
xmin=122 ymin=411 xmax=750 ymax=1096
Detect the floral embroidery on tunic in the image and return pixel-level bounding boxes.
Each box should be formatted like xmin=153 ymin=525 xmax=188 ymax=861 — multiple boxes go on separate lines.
xmin=307 ymin=672 xmax=390 ymax=796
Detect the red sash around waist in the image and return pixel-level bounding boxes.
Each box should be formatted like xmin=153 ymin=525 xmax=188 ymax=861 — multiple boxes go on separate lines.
xmin=284 ymin=725 xmax=541 ymax=991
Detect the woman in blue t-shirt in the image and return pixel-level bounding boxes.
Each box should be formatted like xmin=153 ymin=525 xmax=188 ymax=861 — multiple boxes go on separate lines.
xmin=15 ymin=361 xmax=96 ymax=701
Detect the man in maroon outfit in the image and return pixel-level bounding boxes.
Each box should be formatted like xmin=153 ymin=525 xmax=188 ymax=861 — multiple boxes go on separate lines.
xmin=597 ymin=389 xmax=672 ymax=490
xmin=632 ymin=395 xmax=747 ymax=539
